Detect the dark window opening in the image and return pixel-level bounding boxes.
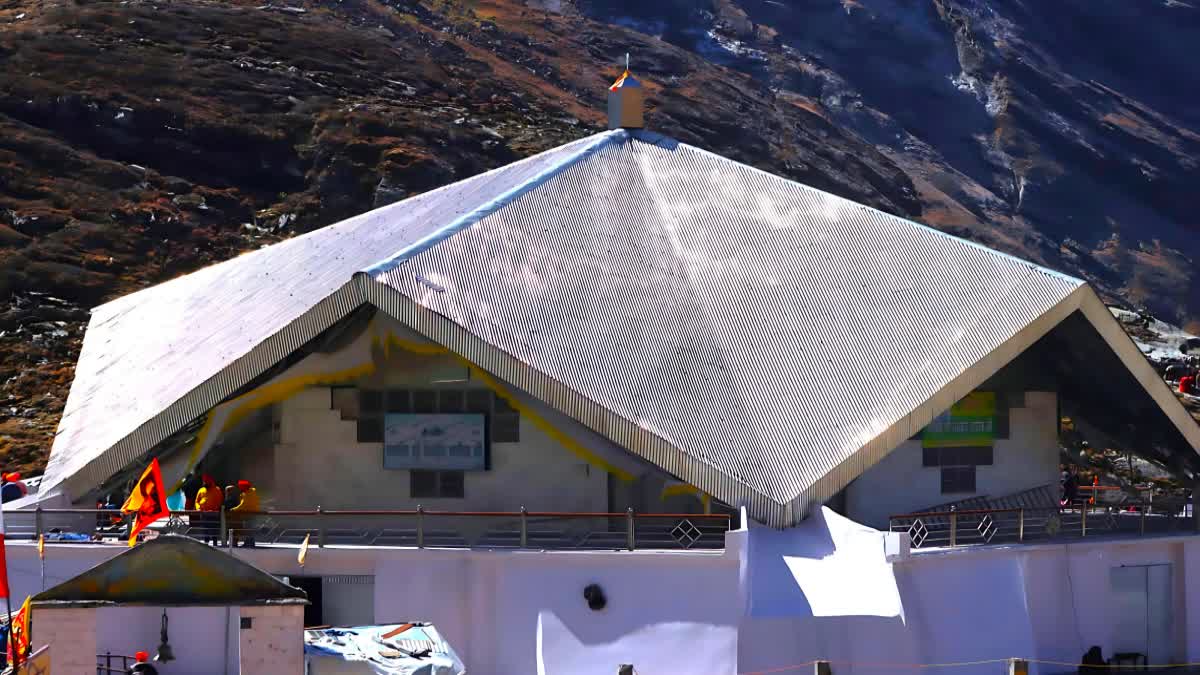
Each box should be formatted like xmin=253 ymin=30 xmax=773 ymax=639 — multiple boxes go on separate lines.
xmin=940 ymin=466 xmax=976 ymax=494
xmin=994 ymin=391 xmax=1011 ymax=439
xmin=410 ymin=470 xmax=465 ymax=499
xmin=923 ymin=446 xmax=993 ymax=467
xmin=355 ymin=388 xmax=519 ymax=447
xmin=331 ymin=386 xmax=360 ymax=420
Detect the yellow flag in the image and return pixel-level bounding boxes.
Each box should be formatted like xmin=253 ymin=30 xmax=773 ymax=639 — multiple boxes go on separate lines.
xmin=298 ymin=533 xmax=310 ymax=567
xmin=36 ymin=534 xmax=43 ymax=560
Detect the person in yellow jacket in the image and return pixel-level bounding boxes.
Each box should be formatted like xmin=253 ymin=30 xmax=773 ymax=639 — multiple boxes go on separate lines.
xmin=193 ymin=475 xmax=223 ymax=544
xmin=231 ymin=479 xmax=261 ymax=547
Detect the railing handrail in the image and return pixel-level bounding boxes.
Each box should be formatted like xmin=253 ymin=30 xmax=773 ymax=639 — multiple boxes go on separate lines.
xmin=26 ymin=507 xmax=731 ymax=521
xmin=888 ymin=506 xmax=1028 ymax=519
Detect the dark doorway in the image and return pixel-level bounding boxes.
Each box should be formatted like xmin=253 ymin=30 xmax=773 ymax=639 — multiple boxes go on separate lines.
xmin=290 ymin=576 xmax=324 ymax=627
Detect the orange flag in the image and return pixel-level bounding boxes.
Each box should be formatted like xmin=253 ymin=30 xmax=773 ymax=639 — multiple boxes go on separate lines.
xmin=121 ymin=458 xmax=170 ymax=546
xmin=7 ymin=596 xmax=30 ymax=667
xmin=298 ymin=533 xmax=310 ymax=567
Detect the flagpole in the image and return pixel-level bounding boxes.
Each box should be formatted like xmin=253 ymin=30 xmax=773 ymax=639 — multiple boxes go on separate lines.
xmin=1 ymin=504 xmax=19 ymax=673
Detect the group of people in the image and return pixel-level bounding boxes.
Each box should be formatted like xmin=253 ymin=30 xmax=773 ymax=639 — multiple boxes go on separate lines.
xmin=92 ymin=474 xmax=262 ymax=545
xmin=1162 ymin=360 xmax=1199 ymax=395
xmin=0 ymin=472 xmax=28 ymax=503
xmin=183 ymin=475 xmax=261 ymax=546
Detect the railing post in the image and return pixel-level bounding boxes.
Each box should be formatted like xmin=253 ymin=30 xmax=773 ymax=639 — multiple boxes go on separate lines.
xmin=1081 ymin=503 xmax=1087 ymax=537
xmin=626 ymin=507 xmax=635 ymax=551
xmin=1017 ymin=508 xmax=1024 ymax=543
xmin=417 ymin=505 xmax=425 ymax=549
xmin=949 ymin=509 xmax=957 ymax=547
xmin=1141 ymin=503 xmax=1147 ymax=536
xmin=520 ymin=506 xmax=528 ymax=549
xmin=317 ymin=505 xmax=326 ymax=548
xmin=219 ymin=505 xmax=227 ymax=547
xmin=35 ymin=505 xmax=43 ymax=541
xmin=814 ymin=661 xmax=832 ymax=675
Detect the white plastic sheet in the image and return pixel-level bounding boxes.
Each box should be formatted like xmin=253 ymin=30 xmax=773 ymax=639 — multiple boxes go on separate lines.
xmin=745 ymin=507 xmax=904 ymax=619
xmin=304 ymin=624 xmax=465 ymax=675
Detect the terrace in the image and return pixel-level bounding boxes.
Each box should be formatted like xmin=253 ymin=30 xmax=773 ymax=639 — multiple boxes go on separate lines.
xmin=4 ymin=506 xmax=734 ymax=552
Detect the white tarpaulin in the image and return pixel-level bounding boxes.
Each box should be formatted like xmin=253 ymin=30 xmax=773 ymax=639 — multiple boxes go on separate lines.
xmin=745 ymin=507 xmax=904 ymax=619
xmin=304 ymin=624 xmax=465 ymax=675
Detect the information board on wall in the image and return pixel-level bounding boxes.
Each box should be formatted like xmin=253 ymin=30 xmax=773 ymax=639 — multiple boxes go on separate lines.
xmin=383 ymin=413 xmax=487 ymax=470
xmin=922 ymin=392 xmax=996 ymax=448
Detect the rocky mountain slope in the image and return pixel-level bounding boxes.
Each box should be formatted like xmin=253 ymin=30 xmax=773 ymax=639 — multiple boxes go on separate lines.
xmin=0 ymin=0 xmax=1196 ymax=472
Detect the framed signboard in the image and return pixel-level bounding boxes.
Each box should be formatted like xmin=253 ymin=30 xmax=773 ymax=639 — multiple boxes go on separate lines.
xmin=383 ymin=413 xmax=488 ymax=471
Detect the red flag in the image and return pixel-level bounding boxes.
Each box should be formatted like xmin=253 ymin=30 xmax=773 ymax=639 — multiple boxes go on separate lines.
xmin=0 ymin=503 xmax=9 ymax=598
xmin=121 ymin=458 xmax=170 ymax=546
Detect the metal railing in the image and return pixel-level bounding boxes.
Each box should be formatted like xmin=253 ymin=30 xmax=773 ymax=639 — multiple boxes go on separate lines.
xmin=11 ymin=506 xmax=733 ymax=552
xmin=97 ymin=652 xmax=135 ymax=674
xmin=889 ymin=499 xmax=1196 ymax=549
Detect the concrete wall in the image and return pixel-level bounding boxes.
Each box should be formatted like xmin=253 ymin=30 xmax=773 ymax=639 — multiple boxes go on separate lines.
xmin=239 ymin=605 xmax=305 ymax=675
xmin=14 ymin=531 xmax=1200 ymax=675
xmin=846 ymin=391 xmax=1060 ymax=528
xmin=271 ymin=387 xmax=609 ymax=512
xmin=35 ymin=607 xmax=96 ymax=674
xmin=96 ymin=606 xmax=238 ymax=675
xmin=738 ymin=535 xmax=1200 ymax=675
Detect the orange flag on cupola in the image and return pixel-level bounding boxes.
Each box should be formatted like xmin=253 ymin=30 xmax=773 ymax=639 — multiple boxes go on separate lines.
xmin=122 ymin=457 xmax=170 ymax=546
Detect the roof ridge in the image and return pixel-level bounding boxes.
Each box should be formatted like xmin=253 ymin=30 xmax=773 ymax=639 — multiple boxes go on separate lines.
xmin=361 ymin=129 xmax=629 ymax=278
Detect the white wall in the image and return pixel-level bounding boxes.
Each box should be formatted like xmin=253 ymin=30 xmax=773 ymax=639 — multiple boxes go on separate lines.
xmin=95 ymin=606 xmax=239 ymax=675
xmin=846 ymin=391 xmax=1060 ymax=528
xmin=738 ymin=535 xmax=1197 ymax=674
xmin=13 ymin=530 xmax=1200 ymax=675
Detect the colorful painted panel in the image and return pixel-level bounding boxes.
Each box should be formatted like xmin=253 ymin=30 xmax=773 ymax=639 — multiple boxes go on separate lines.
xmin=922 ymin=392 xmax=996 ymax=448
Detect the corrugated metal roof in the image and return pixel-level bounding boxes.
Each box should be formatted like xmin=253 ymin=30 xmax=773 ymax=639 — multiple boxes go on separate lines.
xmin=368 ymin=131 xmax=1088 ymax=524
xmin=49 ymin=128 xmax=1181 ymax=525
xmin=43 ymin=132 xmax=621 ymax=494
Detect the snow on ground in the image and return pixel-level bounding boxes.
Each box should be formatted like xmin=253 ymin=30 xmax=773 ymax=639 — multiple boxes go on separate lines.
xmin=1110 ymin=307 xmax=1200 ymax=362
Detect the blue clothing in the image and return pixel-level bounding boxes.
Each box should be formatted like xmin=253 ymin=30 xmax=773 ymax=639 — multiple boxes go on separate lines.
xmin=0 ymin=482 xmax=22 ymax=503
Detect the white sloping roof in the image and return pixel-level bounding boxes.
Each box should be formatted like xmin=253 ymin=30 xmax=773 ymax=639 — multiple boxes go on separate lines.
xmin=44 ymin=130 xmax=1198 ymax=525
xmin=43 ymin=132 xmax=619 ymax=494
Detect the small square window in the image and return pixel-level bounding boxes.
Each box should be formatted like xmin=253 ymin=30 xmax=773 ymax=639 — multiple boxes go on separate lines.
xmin=386 ymin=390 xmax=412 ymax=413
xmin=413 ymin=390 xmax=437 ymax=414
xmin=941 ymin=466 xmax=976 ymax=494
xmin=240 ymin=617 xmax=253 ymax=630
xmin=357 ymin=418 xmax=383 ymax=443
xmin=492 ymin=413 xmax=520 ymax=443
xmin=360 ymin=390 xmax=383 ymax=414
xmin=410 ymin=470 xmax=464 ymax=499
xmin=331 ymin=386 xmax=360 ymax=420
xmin=438 ymin=390 xmax=464 ymax=413
xmin=466 ymin=390 xmax=492 ymax=413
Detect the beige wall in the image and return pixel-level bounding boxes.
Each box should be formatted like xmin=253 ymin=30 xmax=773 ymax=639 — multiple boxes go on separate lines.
xmin=35 ymin=607 xmax=96 ymax=674
xmin=845 ymin=391 xmax=1060 ymax=528
xmin=239 ymin=605 xmax=304 ymax=675
xmin=271 ymin=386 xmax=609 ymax=511
xmin=203 ymin=313 xmax=656 ymax=513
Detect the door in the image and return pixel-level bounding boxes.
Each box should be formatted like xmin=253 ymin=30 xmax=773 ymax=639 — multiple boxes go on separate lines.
xmin=1110 ymin=564 xmax=1172 ymax=665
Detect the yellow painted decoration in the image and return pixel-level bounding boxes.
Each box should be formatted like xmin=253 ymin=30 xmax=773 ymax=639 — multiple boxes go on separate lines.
xmin=169 ymin=321 xmax=635 ymax=488
xmin=381 ymin=335 xmax=635 ymax=482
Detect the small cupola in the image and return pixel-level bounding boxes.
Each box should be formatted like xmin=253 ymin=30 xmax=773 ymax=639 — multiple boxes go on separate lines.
xmin=607 ymin=54 xmax=644 ymax=130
